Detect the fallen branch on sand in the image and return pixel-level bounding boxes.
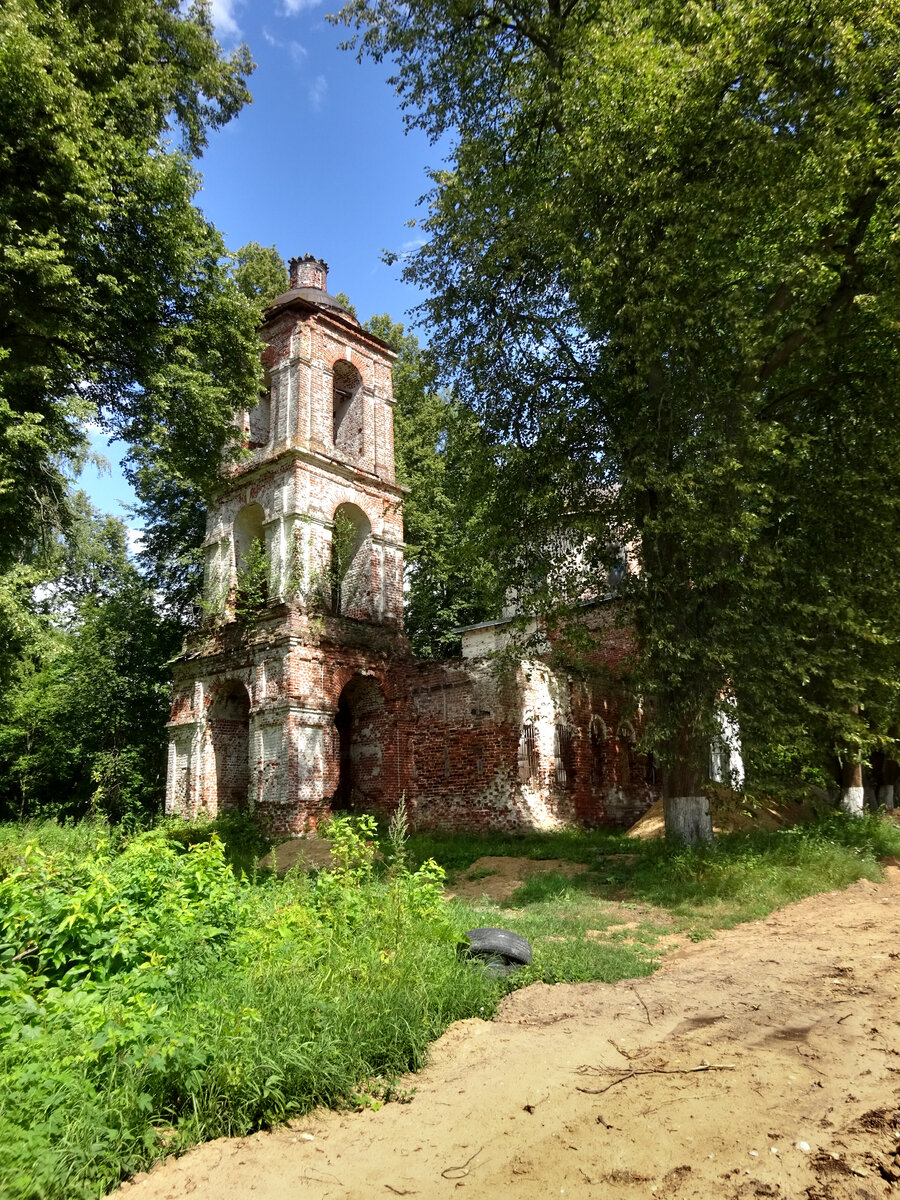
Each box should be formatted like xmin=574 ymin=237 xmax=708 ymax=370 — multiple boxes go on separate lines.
xmin=575 ymin=1061 xmax=736 ymax=1095
xmin=441 ymin=1147 xmax=484 ymax=1180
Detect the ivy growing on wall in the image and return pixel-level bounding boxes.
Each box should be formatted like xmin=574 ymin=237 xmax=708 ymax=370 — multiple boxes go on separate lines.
xmin=234 ymin=538 xmax=269 ymax=623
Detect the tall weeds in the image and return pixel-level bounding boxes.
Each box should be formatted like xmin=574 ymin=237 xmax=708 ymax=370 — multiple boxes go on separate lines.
xmin=0 ymin=817 xmax=494 ymax=1200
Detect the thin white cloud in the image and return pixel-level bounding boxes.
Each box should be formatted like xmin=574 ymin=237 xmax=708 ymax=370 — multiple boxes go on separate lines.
xmin=126 ymin=527 xmax=146 ymax=557
xmin=308 ymin=74 xmax=327 ymax=110
xmin=262 ymin=27 xmax=306 ymax=65
xmin=210 ymin=0 xmax=244 ymax=38
xmin=280 ymin=0 xmax=322 ymax=14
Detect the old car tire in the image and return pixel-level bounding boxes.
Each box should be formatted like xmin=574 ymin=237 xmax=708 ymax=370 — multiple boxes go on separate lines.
xmin=462 ymin=927 xmax=533 ymax=966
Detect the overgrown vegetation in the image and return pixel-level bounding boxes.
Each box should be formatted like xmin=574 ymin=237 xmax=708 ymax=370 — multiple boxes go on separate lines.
xmin=1 ymin=808 xmax=898 ymax=1197
xmin=233 ymin=537 xmax=270 ymax=622
xmin=0 ymin=813 xmax=492 ymax=1199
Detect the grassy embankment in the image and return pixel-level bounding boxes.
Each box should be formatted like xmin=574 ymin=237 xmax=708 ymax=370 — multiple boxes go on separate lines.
xmin=1 ymin=806 xmax=898 ymax=1199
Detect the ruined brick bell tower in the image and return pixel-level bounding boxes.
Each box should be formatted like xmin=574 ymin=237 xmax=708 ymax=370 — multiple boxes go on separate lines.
xmin=165 ymin=255 xmax=408 ymax=835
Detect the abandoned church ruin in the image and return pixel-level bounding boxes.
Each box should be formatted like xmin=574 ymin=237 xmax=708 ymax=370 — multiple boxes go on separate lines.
xmin=165 ymin=256 xmax=660 ymax=835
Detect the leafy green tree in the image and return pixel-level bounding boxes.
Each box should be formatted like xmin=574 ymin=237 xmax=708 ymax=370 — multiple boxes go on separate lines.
xmin=335 ymin=292 xmax=359 ymax=318
xmin=129 ymin=243 xmax=293 ymax=625
xmin=0 ymin=503 xmax=180 ymax=823
xmin=0 ymin=0 xmax=259 ymax=574
xmin=232 ymin=242 xmax=290 ymax=310
xmin=339 ymin=0 xmax=900 ymax=837
xmin=366 ymin=314 xmax=499 ymax=656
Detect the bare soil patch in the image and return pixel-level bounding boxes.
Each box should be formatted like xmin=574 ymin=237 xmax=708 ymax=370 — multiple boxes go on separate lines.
xmin=117 ymin=863 xmax=900 ymax=1200
xmin=257 ymin=837 xmax=340 ymax=873
xmin=446 ymin=855 xmax=588 ymax=903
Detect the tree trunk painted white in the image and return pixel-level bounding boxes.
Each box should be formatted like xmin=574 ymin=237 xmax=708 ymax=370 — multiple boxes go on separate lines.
xmin=878 ymin=783 xmax=895 ymax=811
xmin=664 ymin=795 xmax=713 ymax=845
xmin=839 ymin=785 xmax=865 ymax=816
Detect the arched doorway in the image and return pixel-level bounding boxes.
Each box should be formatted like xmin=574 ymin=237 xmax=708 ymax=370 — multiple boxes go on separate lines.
xmin=332 ymin=675 xmax=386 ymax=811
xmin=208 ymin=682 xmax=251 ymax=813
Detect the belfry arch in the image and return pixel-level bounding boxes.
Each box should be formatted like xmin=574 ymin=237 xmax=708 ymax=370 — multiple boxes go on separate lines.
xmin=332 ymin=360 xmax=363 ymax=456
xmin=233 ymin=502 xmax=266 ymax=576
xmin=330 ymin=502 xmax=372 ymax=618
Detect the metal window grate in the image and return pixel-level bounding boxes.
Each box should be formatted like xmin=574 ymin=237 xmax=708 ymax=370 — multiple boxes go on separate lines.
xmin=554 ymin=724 xmax=575 ymax=787
xmin=518 ymin=724 xmax=537 ymax=783
xmin=590 ymin=717 xmax=607 ymax=786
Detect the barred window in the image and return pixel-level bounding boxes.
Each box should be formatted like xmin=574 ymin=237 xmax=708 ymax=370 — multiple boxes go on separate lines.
xmin=617 ymin=721 xmax=636 ymax=787
xmin=517 ymin=724 xmax=538 ymax=783
xmin=590 ymin=716 xmax=607 ymax=786
xmin=554 ymin=724 xmax=575 ymax=787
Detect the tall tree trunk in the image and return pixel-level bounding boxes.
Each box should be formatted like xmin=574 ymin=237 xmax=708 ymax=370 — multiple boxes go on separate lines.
xmin=663 ymin=725 xmax=713 ymax=845
xmin=839 ymin=760 xmax=864 ymax=816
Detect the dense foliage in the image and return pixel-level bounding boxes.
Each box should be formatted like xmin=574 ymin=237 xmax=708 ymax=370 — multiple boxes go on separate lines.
xmin=0 ymin=0 xmax=260 ymax=575
xmin=0 ymin=501 xmax=180 ymax=824
xmin=338 ymin=0 xmax=900 ymax=805
xmin=0 ymin=814 xmax=492 ymax=1200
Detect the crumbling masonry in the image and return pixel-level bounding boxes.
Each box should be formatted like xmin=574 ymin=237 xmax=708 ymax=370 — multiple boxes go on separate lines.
xmin=165 ymin=256 xmax=659 ymax=835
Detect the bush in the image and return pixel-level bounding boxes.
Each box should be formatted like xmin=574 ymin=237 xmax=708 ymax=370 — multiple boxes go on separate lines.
xmin=0 ymin=816 xmax=497 ymax=1200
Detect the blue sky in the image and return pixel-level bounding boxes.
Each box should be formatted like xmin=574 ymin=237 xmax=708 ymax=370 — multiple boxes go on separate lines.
xmin=81 ymin=0 xmax=437 ymax=523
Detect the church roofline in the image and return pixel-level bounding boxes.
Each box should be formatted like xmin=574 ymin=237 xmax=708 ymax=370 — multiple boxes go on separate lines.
xmin=262 ymin=291 xmax=399 ymax=358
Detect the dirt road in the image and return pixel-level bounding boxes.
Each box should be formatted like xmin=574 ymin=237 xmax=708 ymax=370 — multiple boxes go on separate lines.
xmin=118 ymin=867 xmax=900 ymax=1200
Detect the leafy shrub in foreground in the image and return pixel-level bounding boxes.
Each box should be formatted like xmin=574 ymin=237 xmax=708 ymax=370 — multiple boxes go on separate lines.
xmin=0 ymin=817 xmax=496 ymax=1200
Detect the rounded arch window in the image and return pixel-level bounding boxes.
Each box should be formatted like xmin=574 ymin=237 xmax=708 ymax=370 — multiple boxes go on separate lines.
xmin=330 ymin=502 xmax=372 ymax=617
xmin=590 ymin=716 xmax=608 ymax=786
xmin=332 ymin=361 xmax=363 ymax=455
xmin=234 ymin=503 xmax=265 ymax=574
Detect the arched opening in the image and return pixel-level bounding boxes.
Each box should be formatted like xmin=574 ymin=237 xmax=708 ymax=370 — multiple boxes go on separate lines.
xmin=332 ymin=360 xmax=363 ymax=456
xmin=234 ymin=503 xmax=266 ymax=575
xmin=208 ymin=682 xmax=251 ymax=813
xmin=329 ymin=502 xmax=372 ymax=617
xmin=233 ymin=503 xmax=268 ymax=606
xmin=332 ymin=675 xmax=386 ymax=812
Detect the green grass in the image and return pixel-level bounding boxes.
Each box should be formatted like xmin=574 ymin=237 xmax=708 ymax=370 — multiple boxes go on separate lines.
xmin=0 ymin=816 xmax=126 ymax=876
xmin=590 ymin=813 xmax=900 ymax=933
xmin=406 ymin=827 xmax=633 ymax=874
xmin=413 ymin=810 xmax=900 ymax=978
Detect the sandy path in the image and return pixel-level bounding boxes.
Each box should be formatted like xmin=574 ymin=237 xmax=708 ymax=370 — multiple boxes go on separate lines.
xmin=118 ymin=868 xmax=900 ymax=1200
